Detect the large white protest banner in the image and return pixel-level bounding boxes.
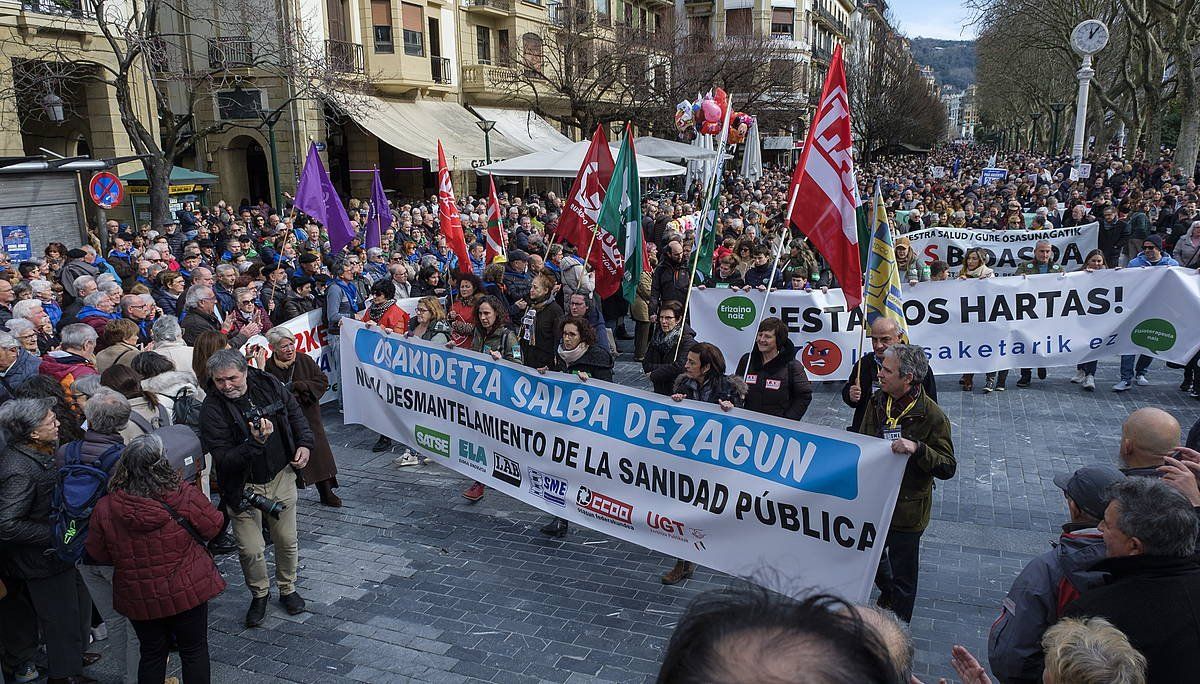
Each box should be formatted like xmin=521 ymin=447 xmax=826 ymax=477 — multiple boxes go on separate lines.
xmin=691 ymin=267 xmax=1200 ymax=381
xmin=340 ymin=319 xmax=904 ymax=602
xmin=903 ymin=223 xmax=1099 ymax=275
xmin=241 ymin=297 xmax=422 ymax=403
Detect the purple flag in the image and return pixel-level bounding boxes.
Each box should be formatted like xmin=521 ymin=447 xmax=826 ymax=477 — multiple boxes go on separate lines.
xmin=293 ymin=143 xmax=355 ymax=255
xmin=367 ymin=168 xmax=388 ymax=250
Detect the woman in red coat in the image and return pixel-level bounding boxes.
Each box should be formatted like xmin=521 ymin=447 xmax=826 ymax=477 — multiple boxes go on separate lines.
xmin=86 ymin=433 xmax=226 ymax=684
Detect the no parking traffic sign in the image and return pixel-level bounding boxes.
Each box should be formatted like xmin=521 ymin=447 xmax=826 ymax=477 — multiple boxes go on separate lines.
xmin=89 ymin=172 xmax=124 ymax=209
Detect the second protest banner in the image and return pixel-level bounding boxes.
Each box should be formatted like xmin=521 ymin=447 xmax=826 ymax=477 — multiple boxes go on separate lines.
xmin=903 ymin=223 xmax=1099 ymax=275
xmin=691 ymin=267 xmax=1200 ymax=381
xmin=340 ymin=319 xmax=904 ymax=602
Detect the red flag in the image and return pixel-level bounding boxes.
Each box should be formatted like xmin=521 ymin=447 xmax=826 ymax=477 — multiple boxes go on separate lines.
xmin=788 ymin=46 xmax=863 ymax=309
xmin=437 ymin=141 xmax=471 ymax=274
xmin=484 ymin=176 xmax=506 ymax=264
xmin=555 ymin=125 xmax=621 ymax=297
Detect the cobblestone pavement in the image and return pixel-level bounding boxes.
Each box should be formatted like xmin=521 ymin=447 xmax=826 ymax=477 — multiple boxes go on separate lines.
xmin=73 ymin=358 xmax=1200 ymax=684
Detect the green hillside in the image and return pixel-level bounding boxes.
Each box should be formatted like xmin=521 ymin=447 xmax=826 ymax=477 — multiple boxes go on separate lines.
xmin=910 ymin=37 xmax=976 ymax=90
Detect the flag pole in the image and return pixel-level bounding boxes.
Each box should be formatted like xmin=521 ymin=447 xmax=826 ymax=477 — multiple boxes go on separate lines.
xmin=674 ymin=98 xmax=735 ymax=360
xmin=739 ymin=181 xmax=800 ymax=376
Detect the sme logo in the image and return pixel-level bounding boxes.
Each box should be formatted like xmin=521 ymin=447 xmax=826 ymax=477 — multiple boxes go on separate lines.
xmin=528 ymin=468 xmax=568 ymax=507
xmin=413 ymin=425 xmax=450 ymax=458
xmin=575 ymin=486 xmax=634 ymax=529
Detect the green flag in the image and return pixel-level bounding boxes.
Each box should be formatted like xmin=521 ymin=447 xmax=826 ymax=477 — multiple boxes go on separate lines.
xmin=695 ymin=184 xmax=721 ymax=277
xmin=597 ymin=133 xmax=646 ymax=306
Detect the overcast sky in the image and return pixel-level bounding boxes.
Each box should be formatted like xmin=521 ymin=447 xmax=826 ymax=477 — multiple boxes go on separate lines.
xmin=888 ymin=0 xmax=977 ymax=40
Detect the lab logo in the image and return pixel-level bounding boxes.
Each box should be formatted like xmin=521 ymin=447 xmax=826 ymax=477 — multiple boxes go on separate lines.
xmin=528 ymin=468 xmax=568 ymax=507
xmin=491 ymin=452 xmax=522 ymax=487
xmin=414 ymin=425 xmax=450 ymax=458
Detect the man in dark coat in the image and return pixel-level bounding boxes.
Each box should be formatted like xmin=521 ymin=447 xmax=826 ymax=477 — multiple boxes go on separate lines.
xmin=649 ymin=240 xmax=689 ymax=314
xmin=262 ymin=327 xmax=339 ymax=507
xmin=842 ymin=317 xmax=937 ymax=432
xmin=1065 ymin=477 xmax=1200 ymax=683
xmin=180 ymin=285 xmax=257 ymax=348
xmin=199 ymin=350 xmax=314 ymax=628
xmin=0 ymin=332 xmax=41 ymax=404
xmin=856 ymin=343 xmax=955 ymax=623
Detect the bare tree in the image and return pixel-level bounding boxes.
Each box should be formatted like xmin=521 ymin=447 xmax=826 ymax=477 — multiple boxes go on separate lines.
xmin=847 ymin=32 xmax=948 ymax=161
xmin=6 ymin=0 xmax=371 ymax=229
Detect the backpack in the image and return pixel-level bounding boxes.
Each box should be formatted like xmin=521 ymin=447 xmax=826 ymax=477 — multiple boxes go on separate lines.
xmin=51 ymin=441 xmax=124 ymax=563
xmin=129 ymin=405 xmax=206 ymax=483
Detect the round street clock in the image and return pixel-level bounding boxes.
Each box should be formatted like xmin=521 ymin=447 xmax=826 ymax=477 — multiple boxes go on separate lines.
xmin=1071 ymin=20 xmax=1109 ymax=55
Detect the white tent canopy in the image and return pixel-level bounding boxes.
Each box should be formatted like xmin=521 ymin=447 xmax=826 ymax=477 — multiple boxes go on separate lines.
xmin=470 ymin=106 xmax=572 ymax=154
xmin=633 ymin=136 xmax=719 ymax=162
xmin=474 ymin=140 xmax=686 ymax=178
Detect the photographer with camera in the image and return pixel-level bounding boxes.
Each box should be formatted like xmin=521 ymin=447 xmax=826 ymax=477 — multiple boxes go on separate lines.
xmin=198 ymin=349 xmax=314 ymax=628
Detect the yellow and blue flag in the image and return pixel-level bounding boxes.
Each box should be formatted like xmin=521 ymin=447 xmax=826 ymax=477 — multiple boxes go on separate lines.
xmin=864 ymin=179 xmax=907 ymax=334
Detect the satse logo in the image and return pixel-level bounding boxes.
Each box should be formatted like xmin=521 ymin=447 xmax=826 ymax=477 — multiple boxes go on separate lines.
xmin=528 ymin=468 xmax=568 ymax=507
xmin=491 ymin=453 xmax=522 ymax=486
xmin=413 ymin=425 xmax=450 ymax=458
xmin=575 ymin=486 xmax=633 ymax=529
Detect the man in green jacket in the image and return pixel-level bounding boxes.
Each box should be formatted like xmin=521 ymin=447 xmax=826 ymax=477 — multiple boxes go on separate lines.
xmin=857 ymin=343 xmax=956 ymax=622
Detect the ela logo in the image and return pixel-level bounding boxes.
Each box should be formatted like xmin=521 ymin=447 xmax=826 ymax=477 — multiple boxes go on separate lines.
xmin=413 ymin=425 xmax=450 ymax=458
xmin=717 ymin=296 xmax=756 ymax=330
xmin=457 ymin=440 xmax=488 ymax=473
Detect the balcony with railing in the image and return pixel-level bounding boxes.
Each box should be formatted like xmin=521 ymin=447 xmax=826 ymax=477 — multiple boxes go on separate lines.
xmin=21 ymin=0 xmax=90 ymax=18
xmin=464 ymin=0 xmax=513 ymax=14
xmin=430 ymin=56 xmax=452 ymax=84
xmin=813 ymin=5 xmax=849 ymax=37
xmin=812 ymin=44 xmax=832 ymax=63
xmin=615 ymin=22 xmax=652 ymax=43
xmin=208 ymin=37 xmax=253 ymax=69
xmin=462 ymin=63 xmax=518 ymax=92
xmin=326 ymin=39 xmax=364 ymax=74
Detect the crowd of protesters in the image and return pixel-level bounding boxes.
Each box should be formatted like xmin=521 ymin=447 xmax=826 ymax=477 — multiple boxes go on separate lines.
xmin=0 ymin=139 xmax=1196 ymax=684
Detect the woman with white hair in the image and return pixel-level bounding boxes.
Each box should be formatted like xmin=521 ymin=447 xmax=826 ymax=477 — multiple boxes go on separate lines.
xmin=6 ymin=318 xmax=41 ymax=356
xmin=149 ymin=315 xmax=194 ymax=372
xmin=29 ymin=279 xmax=61 ymax=328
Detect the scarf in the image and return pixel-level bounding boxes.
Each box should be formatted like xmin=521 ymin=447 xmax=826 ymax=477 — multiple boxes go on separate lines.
xmin=78 ymin=305 xmax=121 ymax=321
xmin=962 ymin=262 xmax=993 ymax=278
xmin=367 ymin=298 xmax=396 ymax=322
xmin=557 ymin=342 xmax=588 ymax=366
xmin=653 ymin=323 xmax=683 ymax=351
xmin=334 ymin=278 xmax=360 ymax=313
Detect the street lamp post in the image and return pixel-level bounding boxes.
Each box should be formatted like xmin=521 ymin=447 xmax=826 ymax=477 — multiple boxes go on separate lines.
xmin=1049 ymin=102 xmax=1069 ymax=156
xmin=475 ymin=119 xmax=496 ymax=165
xmin=1068 ymin=20 xmax=1110 ymax=167
xmin=1030 ymin=111 xmax=1044 ymax=151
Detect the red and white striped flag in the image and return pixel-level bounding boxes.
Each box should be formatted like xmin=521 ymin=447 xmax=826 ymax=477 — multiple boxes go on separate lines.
xmin=437 ymin=141 xmax=471 ymax=274
xmin=787 ymin=45 xmax=863 ymax=309
xmin=484 ymin=175 xmax=506 ymax=264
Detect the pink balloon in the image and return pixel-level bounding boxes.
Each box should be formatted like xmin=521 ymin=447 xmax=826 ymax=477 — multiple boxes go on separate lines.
xmin=701 ymin=99 xmax=721 ymax=123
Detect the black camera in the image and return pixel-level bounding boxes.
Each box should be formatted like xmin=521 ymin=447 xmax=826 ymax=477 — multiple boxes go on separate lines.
xmin=241 ymin=487 xmax=287 ymax=519
xmin=244 ymin=399 xmax=284 ymax=432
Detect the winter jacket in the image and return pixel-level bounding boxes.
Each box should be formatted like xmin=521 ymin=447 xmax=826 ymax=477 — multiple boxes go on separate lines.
xmin=85 ymin=484 xmax=225 ymax=621
xmin=324 ymin=278 xmax=363 ymax=335
xmin=95 ymin=341 xmax=139 ymax=374
xmin=472 ymin=325 xmax=519 ymax=361
xmin=1064 ymin=554 xmax=1200 ymax=683
xmin=558 ymin=256 xmax=592 ymax=300
xmin=1126 ymin=253 xmax=1180 ymax=268
xmin=0 ymin=349 xmax=42 ymax=403
xmin=225 ymin=306 xmax=273 ymax=340
xmin=856 ymin=388 xmax=956 ymax=533
xmin=649 ymin=260 xmax=689 ymax=313
xmin=517 ymin=297 xmax=563 ymax=369
xmin=359 ymin=304 xmax=410 ymax=334
xmin=503 ymin=268 xmax=533 ymax=303
xmin=643 ymin=325 xmax=697 ymax=396
xmin=0 ymin=442 xmax=73 ymax=579
xmin=550 ymin=344 xmax=614 ymax=382
xmin=988 ymin=525 xmax=1107 ymax=684
xmin=1174 ymin=235 xmax=1200 ymax=268
xmin=279 ymin=291 xmax=319 ymax=323
xmin=152 ymin=287 xmax=180 ymax=319
xmin=39 ymin=350 xmax=98 ymax=398
xmin=841 ymin=352 xmax=938 ymax=432
xmin=1097 ymin=219 xmax=1130 ymax=266
xmin=180 ymin=308 xmax=250 ymax=349
xmin=1014 ymin=261 xmax=1064 ymax=276
xmin=142 ymin=370 xmax=206 ymax=427
xmin=152 ymin=340 xmax=194 ymax=374
xmin=199 ymin=368 xmax=314 ymax=511
xmin=60 ymin=259 xmax=99 ymax=299
xmin=672 ymin=372 xmax=747 ymax=407
xmin=79 ymin=306 xmax=120 ymax=336
xmin=735 ymin=340 xmax=813 ymax=421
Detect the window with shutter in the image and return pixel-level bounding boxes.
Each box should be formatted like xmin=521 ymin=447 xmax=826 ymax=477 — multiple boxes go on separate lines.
xmin=771 ymin=8 xmax=793 ymax=37
xmin=476 ymin=25 xmax=491 ymax=64
xmin=401 ymin=3 xmax=424 ymax=56
xmin=372 ymin=0 xmax=393 ymax=52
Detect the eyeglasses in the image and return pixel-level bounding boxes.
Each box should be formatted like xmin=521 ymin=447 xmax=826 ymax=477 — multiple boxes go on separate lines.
xmin=239 ymin=299 xmax=256 ymax=305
